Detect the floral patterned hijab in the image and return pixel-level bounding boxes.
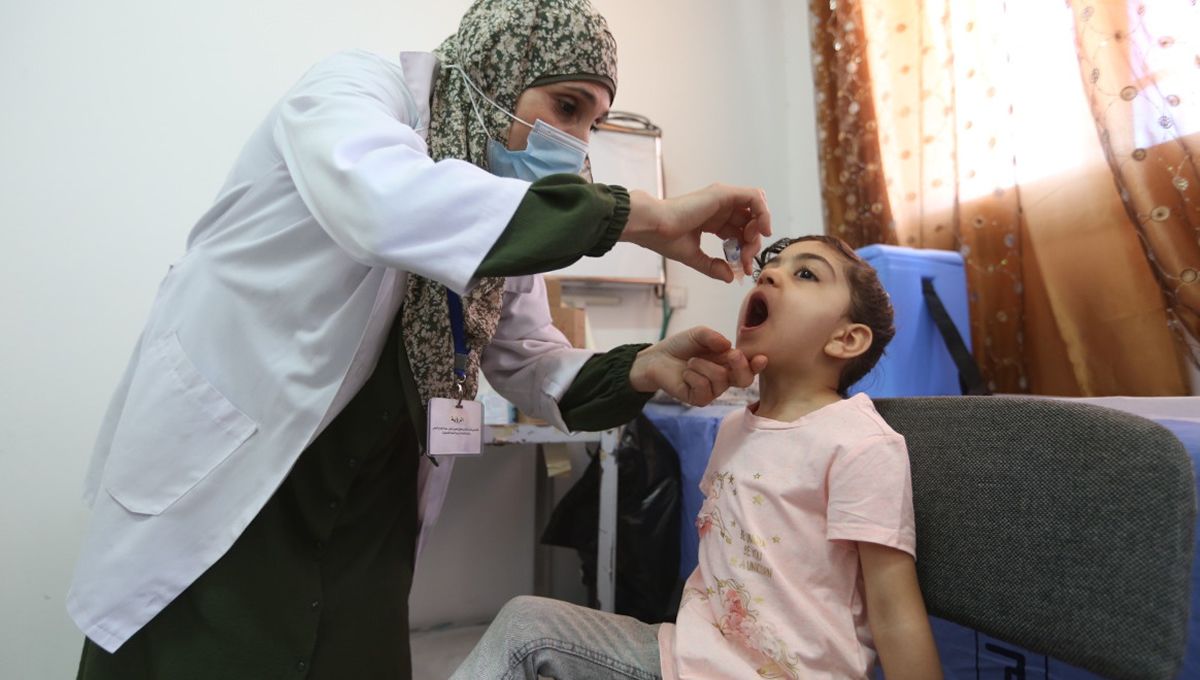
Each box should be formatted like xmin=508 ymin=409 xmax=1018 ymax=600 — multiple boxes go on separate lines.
xmin=401 ymin=0 xmax=619 ymax=409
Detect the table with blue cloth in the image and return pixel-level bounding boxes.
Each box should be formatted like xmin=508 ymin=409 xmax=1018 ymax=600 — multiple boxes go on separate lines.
xmin=643 ymin=399 xmax=1200 ymax=680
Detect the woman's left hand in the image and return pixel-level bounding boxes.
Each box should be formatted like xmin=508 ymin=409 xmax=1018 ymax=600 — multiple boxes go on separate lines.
xmin=629 ymin=326 xmax=768 ymax=406
xmin=621 ymin=184 xmax=772 ymax=283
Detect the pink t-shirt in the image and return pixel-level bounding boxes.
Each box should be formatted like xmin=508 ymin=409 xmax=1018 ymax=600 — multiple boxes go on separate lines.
xmin=658 ymin=393 xmax=916 ymax=680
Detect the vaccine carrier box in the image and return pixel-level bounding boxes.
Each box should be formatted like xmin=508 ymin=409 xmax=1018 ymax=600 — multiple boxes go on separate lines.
xmin=849 ymin=244 xmax=973 ymax=397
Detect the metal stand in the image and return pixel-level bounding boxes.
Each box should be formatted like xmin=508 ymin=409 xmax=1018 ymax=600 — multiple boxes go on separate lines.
xmin=485 ymin=424 xmax=621 ymax=612
xmin=595 ymin=428 xmax=621 ymax=612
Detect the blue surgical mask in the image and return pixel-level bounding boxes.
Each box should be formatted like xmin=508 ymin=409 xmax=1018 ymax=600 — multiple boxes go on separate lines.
xmin=447 ymin=64 xmax=589 ymax=180
xmin=486 ymin=119 xmax=587 ymax=181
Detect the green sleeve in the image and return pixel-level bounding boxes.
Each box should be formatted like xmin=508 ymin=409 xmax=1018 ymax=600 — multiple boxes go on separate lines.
xmin=475 ymin=174 xmax=631 ymax=277
xmin=559 ymin=343 xmax=655 ymax=432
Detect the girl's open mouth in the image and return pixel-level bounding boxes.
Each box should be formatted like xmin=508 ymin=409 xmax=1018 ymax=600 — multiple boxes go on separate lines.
xmin=743 ymin=293 xmax=769 ymax=329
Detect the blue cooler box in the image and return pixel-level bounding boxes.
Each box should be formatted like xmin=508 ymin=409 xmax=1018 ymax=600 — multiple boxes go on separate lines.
xmin=850 ymin=244 xmax=973 ymax=397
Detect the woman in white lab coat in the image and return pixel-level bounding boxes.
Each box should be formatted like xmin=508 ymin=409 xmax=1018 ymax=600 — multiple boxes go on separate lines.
xmin=70 ymin=1 xmax=770 ymax=678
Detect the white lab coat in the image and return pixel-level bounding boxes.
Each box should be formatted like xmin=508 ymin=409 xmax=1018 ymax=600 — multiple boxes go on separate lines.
xmin=67 ymin=49 xmax=595 ymax=653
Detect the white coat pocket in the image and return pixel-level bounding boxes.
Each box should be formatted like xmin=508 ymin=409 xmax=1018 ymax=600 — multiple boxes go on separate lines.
xmin=104 ymin=333 xmax=257 ymax=515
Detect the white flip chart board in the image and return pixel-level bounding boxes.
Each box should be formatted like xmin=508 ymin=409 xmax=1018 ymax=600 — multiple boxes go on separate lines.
xmin=550 ymin=116 xmax=664 ymax=284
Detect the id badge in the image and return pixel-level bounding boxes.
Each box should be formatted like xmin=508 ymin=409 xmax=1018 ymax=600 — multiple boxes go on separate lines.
xmin=426 ymin=397 xmax=483 ymax=456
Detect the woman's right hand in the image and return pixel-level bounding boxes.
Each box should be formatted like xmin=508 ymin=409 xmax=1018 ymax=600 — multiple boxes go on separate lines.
xmin=629 ymin=326 xmax=768 ymax=407
xmin=620 ymin=184 xmax=772 ymax=282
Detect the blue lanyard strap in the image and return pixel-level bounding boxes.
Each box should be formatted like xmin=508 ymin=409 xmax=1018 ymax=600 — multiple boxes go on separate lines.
xmin=446 ymin=290 xmax=469 ymax=384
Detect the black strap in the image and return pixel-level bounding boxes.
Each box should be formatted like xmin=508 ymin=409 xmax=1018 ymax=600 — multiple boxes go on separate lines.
xmin=922 ymin=277 xmax=991 ymax=396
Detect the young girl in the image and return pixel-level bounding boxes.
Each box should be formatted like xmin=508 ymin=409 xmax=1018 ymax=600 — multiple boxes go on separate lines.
xmin=450 ymin=235 xmax=942 ymax=680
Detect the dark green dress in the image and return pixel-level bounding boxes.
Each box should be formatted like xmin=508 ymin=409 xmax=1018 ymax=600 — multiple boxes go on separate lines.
xmin=77 ymin=176 xmax=654 ymax=680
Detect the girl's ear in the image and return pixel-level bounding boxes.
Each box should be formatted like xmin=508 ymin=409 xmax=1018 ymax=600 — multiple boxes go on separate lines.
xmin=825 ymin=323 xmax=873 ymax=360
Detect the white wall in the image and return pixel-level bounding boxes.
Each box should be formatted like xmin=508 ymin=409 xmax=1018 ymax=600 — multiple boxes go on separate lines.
xmin=562 ymin=0 xmax=822 ymax=351
xmin=0 ymin=1 xmax=821 ymax=677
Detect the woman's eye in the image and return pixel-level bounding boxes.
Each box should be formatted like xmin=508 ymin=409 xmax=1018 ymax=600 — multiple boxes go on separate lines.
xmin=557 ymin=98 xmax=578 ymax=117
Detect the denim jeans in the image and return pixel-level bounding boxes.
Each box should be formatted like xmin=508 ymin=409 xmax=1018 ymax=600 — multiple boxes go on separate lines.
xmin=449 ymin=596 xmax=663 ymax=680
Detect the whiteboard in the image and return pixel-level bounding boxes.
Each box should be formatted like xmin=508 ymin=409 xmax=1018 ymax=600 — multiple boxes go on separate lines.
xmin=550 ymin=117 xmax=664 ymax=284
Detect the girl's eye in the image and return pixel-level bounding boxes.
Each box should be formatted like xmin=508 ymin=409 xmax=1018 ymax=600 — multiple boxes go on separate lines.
xmin=796 ymin=267 xmax=818 ymax=281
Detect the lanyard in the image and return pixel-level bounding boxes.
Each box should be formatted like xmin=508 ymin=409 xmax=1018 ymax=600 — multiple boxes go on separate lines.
xmin=447 ymin=290 xmax=469 ymax=404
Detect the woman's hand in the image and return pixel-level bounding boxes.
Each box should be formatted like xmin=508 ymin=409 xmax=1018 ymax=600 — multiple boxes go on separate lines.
xmin=621 ymin=184 xmax=771 ymax=282
xmin=630 ymin=326 xmax=768 ymax=406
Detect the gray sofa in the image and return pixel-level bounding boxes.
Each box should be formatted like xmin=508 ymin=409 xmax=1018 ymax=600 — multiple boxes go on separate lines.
xmin=876 ymin=397 xmax=1195 ymax=679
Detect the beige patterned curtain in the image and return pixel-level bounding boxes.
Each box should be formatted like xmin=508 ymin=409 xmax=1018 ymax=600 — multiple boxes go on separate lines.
xmin=811 ymin=0 xmax=1198 ymax=395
